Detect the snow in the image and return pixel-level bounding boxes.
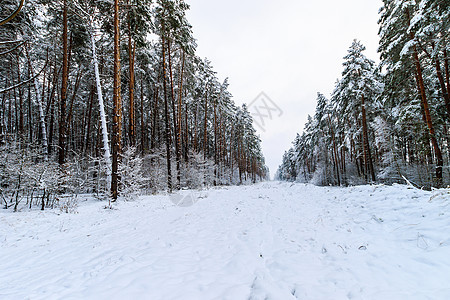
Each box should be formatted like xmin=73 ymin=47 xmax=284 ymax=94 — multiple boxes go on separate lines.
xmin=1 ymin=182 xmax=450 ymax=299
xmin=90 ymin=25 xmax=112 ymax=189
xmin=400 ymin=39 xmax=416 ymax=58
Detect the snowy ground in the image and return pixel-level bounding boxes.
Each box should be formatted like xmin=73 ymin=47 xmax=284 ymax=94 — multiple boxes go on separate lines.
xmin=1 ymin=182 xmax=450 ymax=300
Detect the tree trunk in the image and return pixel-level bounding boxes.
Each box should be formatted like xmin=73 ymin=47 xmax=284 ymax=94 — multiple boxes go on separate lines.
xmin=412 ymin=46 xmax=443 ymax=184
xmin=415 ymin=73 xmax=434 ymax=165
xmin=213 ymin=98 xmax=218 ymax=186
xmin=167 ymin=40 xmax=180 ymax=189
xmin=111 ymin=0 xmax=122 ymax=200
xmin=327 ymin=115 xmax=340 ymax=185
xmin=91 ymin=25 xmax=112 ymax=192
xmin=0 ymin=88 xmax=6 ymax=144
xmin=444 ymin=49 xmax=450 ymax=103
xmin=65 ymin=69 xmax=82 ymax=148
xmin=140 ymin=78 xmax=146 ymax=153
xmin=193 ymin=104 xmax=198 ymax=152
xmin=59 ymin=0 xmax=69 ymax=166
xmin=83 ymin=84 xmax=94 ymax=154
xmin=406 ymin=8 xmax=443 ymax=184
xmin=177 ymin=51 xmax=185 ymax=172
xmin=151 ymin=70 xmax=161 ymax=150
xmin=48 ymin=97 xmax=55 ymax=155
xmin=203 ymin=90 xmax=208 ymax=158
xmin=161 ymin=30 xmax=172 ymax=192
xmin=361 ymin=94 xmax=376 ymax=182
xmin=25 ymin=44 xmax=48 ymax=160
xmin=128 ymin=27 xmax=136 ymax=147
xmin=184 ymin=101 xmax=189 ymax=162
xmin=16 ymin=53 xmax=24 ymax=140
xmin=27 ymin=80 xmax=32 ymax=143
xmin=434 ymin=54 xmax=450 ymax=120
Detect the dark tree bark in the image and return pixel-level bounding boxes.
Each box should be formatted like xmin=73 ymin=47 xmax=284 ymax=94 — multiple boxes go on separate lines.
xmin=361 ymin=94 xmax=376 ymax=182
xmin=128 ymin=26 xmax=136 ymax=147
xmin=444 ymin=49 xmax=450 ymax=101
xmin=178 ymin=51 xmax=185 ymax=163
xmin=167 ymin=40 xmax=180 ymax=189
xmin=58 ymin=0 xmax=69 ymax=165
xmin=140 ymin=78 xmax=146 ymax=153
xmin=161 ymin=31 xmax=172 ymax=192
xmin=111 ymin=0 xmax=123 ymax=200
xmin=16 ymin=53 xmax=24 ymax=140
xmin=83 ymin=84 xmax=94 ymax=154
xmin=203 ymin=89 xmax=208 ymax=158
xmin=406 ymin=8 xmax=443 ymax=185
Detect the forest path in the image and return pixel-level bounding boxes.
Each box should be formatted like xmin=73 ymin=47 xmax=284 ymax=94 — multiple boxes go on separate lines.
xmin=1 ymin=182 xmax=450 ymax=299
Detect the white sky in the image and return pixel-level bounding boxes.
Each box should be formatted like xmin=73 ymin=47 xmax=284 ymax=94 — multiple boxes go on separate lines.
xmin=186 ymin=0 xmax=383 ymax=178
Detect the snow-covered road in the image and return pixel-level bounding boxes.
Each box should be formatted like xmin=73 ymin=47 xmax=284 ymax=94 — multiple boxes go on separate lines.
xmin=1 ymin=182 xmax=450 ymax=299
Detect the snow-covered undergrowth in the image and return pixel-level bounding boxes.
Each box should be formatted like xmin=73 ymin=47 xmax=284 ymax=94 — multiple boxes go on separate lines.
xmin=1 ymin=182 xmax=450 ymax=299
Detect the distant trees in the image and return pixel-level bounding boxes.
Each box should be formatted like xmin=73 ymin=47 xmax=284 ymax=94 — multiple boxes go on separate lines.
xmin=277 ymin=0 xmax=449 ymax=188
xmin=0 ymin=0 xmax=267 ymax=209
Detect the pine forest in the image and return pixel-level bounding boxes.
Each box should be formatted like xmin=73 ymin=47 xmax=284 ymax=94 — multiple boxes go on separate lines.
xmin=2 ymin=1 xmax=450 ymax=298
xmin=277 ymin=0 xmax=450 ymax=190
xmin=0 ymin=0 xmax=267 ymax=210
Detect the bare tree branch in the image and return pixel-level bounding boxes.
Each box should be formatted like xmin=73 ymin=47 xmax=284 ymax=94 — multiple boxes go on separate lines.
xmin=0 ymin=40 xmax=26 ymax=56
xmin=0 ymin=60 xmax=47 ymax=94
xmin=0 ymin=0 xmax=25 ymax=26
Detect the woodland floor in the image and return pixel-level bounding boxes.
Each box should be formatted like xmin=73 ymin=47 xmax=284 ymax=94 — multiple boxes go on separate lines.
xmin=1 ymin=182 xmax=450 ymax=299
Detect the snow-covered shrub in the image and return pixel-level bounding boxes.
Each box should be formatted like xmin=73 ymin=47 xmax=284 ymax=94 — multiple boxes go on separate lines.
xmin=58 ymin=195 xmax=79 ymax=214
xmin=84 ymin=155 xmax=111 ymax=198
xmin=0 ymin=143 xmax=67 ymax=211
xmin=142 ymin=147 xmax=168 ymax=193
xmin=119 ymin=147 xmax=150 ymax=200
xmin=182 ymin=151 xmax=215 ymax=189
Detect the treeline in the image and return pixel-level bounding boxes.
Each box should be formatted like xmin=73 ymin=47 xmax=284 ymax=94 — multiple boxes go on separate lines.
xmin=0 ymin=0 xmax=267 ymax=210
xmin=276 ymin=0 xmax=449 ymax=188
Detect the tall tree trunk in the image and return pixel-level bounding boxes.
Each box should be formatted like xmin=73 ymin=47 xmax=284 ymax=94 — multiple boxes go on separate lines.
xmin=140 ymin=78 xmax=146 ymax=153
xmin=91 ymin=25 xmax=112 ymax=192
xmin=193 ymin=105 xmax=198 ymax=152
xmin=25 ymin=44 xmax=48 ymax=160
xmin=184 ymin=101 xmax=189 ymax=162
xmin=7 ymin=81 xmax=11 ymax=135
xmin=444 ymin=49 xmax=450 ymax=103
xmin=128 ymin=27 xmax=136 ymax=147
xmin=65 ymin=68 xmax=82 ymax=147
xmin=48 ymin=97 xmax=55 ymax=155
xmin=203 ymin=90 xmax=208 ymax=158
xmin=111 ymin=0 xmax=122 ymax=200
xmin=407 ymin=8 xmax=443 ymax=185
xmin=161 ymin=30 xmax=172 ymax=192
xmin=327 ymin=115 xmax=340 ymax=185
xmin=433 ymin=52 xmax=450 ymax=120
xmin=151 ymin=69 xmax=161 ymax=150
xmin=178 ymin=52 xmax=185 ymax=170
xmin=413 ymin=47 xmax=443 ymax=184
xmin=59 ymin=0 xmax=69 ymax=165
xmin=83 ymin=84 xmax=94 ymax=154
xmin=361 ymin=94 xmax=376 ymax=182
xmin=167 ymin=40 xmax=180 ymax=189
xmin=415 ymin=73 xmax=434 ymax=165
xmin=27 ymin=80 xmax=32 ymax=143
xmin=0 ymin=88 xmax=6 ymax=144
xmin=213 ymin=98 xmax=218 ymax=186
xmin=16 ymin=53 xmax=24 ymax=140
xmin=229 ymin=125 xmax=234 ymax=182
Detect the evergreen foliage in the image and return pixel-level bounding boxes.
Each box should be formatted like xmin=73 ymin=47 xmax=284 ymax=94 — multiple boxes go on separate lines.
xmin=0 ymin=0 xmax=267 ymax=209
xmin=277 ymin=2 xmax=450 ymax=190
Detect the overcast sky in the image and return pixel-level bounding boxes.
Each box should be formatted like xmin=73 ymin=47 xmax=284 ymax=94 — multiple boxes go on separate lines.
xmin=186 ymin=0 xmax=383 ymax=178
